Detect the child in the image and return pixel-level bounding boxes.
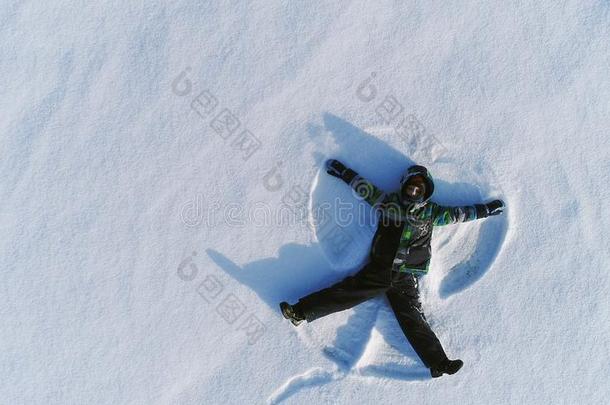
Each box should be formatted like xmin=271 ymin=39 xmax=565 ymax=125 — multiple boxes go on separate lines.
xmin=280 ymin=159 xmax=505 ymax=378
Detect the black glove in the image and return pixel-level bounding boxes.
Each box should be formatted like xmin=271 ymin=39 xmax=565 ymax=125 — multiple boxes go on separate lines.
xmin=486 ymin=199 xmax=505 ymax=216
xmin=325 ymin=159 xmax=347 ymax=178
xmin=325 ymin=159 xmax=357 ymax=184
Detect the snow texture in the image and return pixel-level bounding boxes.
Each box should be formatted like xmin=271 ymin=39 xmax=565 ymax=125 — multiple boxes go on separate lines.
xmin=1 ymin=1 xmax=609 ymax=404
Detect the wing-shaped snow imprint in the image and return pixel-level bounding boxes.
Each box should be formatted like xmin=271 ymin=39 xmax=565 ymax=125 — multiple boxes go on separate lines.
xmin=427 ymin=159 xmax=509 ymax=298
xmin=265 ymin=118 xmax=508 ymax=402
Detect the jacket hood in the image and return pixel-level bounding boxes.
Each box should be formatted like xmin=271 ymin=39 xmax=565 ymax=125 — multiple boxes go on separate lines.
xmin=400 ymin=165 xmax=435 ymax=205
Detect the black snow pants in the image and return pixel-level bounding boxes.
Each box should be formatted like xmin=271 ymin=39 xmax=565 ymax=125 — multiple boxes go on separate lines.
xmin=295 ymin=259 xmax=448 ymax=369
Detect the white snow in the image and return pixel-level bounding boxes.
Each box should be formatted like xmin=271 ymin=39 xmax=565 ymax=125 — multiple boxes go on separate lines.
xmin=2 ymin=1 xmax=609 ymax=404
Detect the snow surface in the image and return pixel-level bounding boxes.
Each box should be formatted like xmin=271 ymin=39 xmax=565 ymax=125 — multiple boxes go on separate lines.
xmin=2 ymin=1 xmax=609 ymax=404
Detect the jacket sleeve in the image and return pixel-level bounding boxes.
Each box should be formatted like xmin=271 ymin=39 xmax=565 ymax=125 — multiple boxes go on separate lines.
xmin=339 ymin=168 xmax=386 ymax=207
xmin=431 ymin=202 xmax=489 ymax=226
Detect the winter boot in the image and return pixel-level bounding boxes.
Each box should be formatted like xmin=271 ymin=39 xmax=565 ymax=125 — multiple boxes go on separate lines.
xmin=279 ymin=302 xmax=305 ymax=326
xmin=430 ymin=359 xmax=463 ymax=378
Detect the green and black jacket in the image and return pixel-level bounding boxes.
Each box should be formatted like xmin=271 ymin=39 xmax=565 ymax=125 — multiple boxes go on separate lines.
xmin=341 ymin=165 xmax=490 ymax=276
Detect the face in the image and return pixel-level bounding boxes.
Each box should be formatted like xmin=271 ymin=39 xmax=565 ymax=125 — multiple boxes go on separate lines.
xmin=402 ymin=175 xmax=427 ymax=201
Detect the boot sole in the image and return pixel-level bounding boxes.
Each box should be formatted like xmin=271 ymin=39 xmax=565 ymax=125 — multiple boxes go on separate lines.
xmin=430 ymin=360 xmax=463 ymax=378
xmin=280 ymin=302 xmax=303 ymax=326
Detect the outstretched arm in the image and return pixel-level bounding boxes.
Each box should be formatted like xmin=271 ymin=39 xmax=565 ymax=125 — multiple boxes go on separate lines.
xmin=431 ymin=199 xmax=504 ymax=226
xmin=325 ymin=159 xmax=385 ymax=207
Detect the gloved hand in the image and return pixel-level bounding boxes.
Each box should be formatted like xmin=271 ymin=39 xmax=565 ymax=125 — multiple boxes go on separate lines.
xmin=325 ymin=159 xmax=348 ymax=179
xmin=486 ymin=199 xmax=505 ymax=216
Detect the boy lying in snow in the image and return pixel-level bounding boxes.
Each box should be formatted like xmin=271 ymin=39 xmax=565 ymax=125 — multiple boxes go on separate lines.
xmin=280 ymin=159 xmax=504 ymax=378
